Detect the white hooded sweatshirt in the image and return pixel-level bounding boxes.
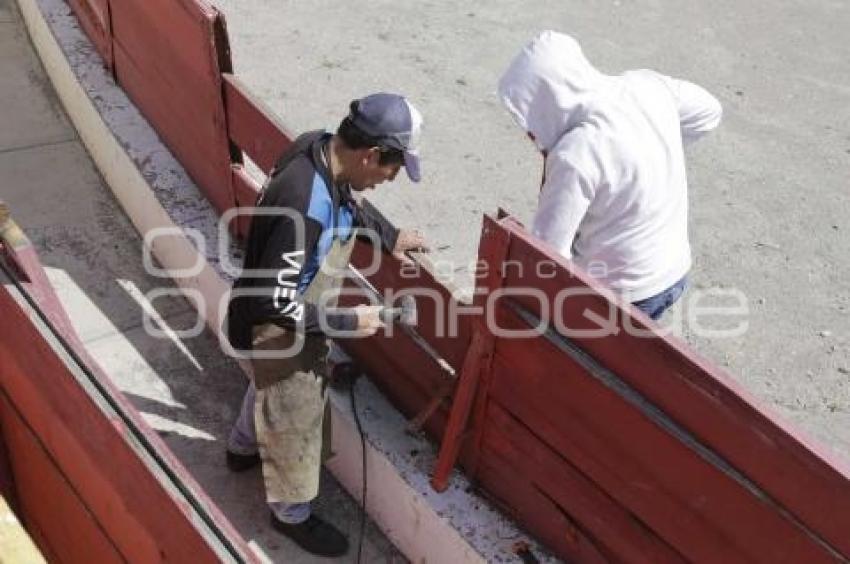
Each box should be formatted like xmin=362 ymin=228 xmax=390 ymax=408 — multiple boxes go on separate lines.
xmin=498 ymin=31 xmax=722 ymax=302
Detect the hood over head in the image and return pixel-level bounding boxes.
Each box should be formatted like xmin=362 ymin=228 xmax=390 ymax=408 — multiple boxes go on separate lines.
xmin=498 ymin=31 xmax=606 ymax=153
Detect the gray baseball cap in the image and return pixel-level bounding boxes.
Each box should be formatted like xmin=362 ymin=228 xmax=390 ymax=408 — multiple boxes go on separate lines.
xmin=348 ymin=93 xmax=423 ymax=182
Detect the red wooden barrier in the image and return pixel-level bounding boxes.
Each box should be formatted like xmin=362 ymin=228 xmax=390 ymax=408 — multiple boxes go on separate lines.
xmin=498 ymin=218 xmax=850 ymax=559
xmin=108 ymin=0 xmax=235 ymax=214
xmin=435 ymin=214 xmax=850 ymax=562
xmin=0 ymin=395 xmax=123 ymax=563
xmin=223 ymin=74 xmax=293 ymax=175
xmin=1 ymin=203 xmax=254 ymax=562
xmin=0 ymin=280 xmax=254 ymax=562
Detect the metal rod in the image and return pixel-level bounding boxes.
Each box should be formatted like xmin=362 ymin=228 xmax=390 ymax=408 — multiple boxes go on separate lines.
xmin=346 ymin=265 xmax=455 ymax=377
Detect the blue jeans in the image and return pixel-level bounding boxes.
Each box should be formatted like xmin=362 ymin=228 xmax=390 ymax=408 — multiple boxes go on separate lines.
xmin=632 ymin=276 xmax=688 ymax=320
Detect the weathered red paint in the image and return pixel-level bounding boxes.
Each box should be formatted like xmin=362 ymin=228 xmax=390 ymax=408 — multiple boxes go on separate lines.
xmin=0 ymin=394 xmax=124 ymax=563
xmin=223 ymin=73 xmax=293 ymax=175
xmin=481 ymin=403 xmax=685 ymax=563
xmin=108 ymin=0 xmax=234 ymax=214
xmin=0 ymin=279 xmax=256 ymax=562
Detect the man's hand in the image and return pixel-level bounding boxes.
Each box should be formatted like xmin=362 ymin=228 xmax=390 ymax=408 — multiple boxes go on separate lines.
xmin=353 ymin=304 xmax=385 ymax=337
xmin=393 ymin=229 xmax=429 ymax=265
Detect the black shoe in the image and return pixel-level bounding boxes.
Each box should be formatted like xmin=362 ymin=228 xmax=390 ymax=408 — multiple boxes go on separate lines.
xmin=270 ymin=512 xmax=349 ymax=557
xmin=226 ymin=450 xmax=260 ymax=472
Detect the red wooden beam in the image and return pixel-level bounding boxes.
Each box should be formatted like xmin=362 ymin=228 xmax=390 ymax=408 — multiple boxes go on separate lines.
xmin=223 ymin=73 xmax=293 ymax=175
xmin=431 ymin=216 xmax=509 ymax=491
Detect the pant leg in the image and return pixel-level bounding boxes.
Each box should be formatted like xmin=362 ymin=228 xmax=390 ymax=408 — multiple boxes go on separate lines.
xmin=269 ymin=501 xmax=311 ymax=524
xmin=633 ymin=276 xmax=688 ymax=320
xmin=227 ymin=381 xmax=258 ymax=455
xmin=327 ymin=340 xmax=351 ymax=365
xmin=255 ymin=371 xmax=327 ymax=505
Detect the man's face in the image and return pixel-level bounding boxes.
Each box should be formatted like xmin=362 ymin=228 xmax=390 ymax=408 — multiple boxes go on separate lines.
xmin=349 ymin=148 xmax=402 ymax=192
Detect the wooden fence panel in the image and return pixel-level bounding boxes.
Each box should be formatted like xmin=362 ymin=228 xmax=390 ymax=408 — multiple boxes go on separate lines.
xmin=479 ymin=402 xmax=686 ymax=563
xmin=0 ymin=284 xmax=247 ymax=562
xmin=488 ymin=309 xmax=835 ymax=562
xmin=494 ymin=218 xmax=850 ymax=558
xmin=109 ymin=0 xmax=234 ymax=214
xmin=223 ymin=73 xmax=292 ymax=174
xmin=0 ymin=394 xmax=123 ymax=563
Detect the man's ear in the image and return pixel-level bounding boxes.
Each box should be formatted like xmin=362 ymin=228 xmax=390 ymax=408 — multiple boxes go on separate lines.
xmin=357 ymin=148 xmax=374 ymax=166
xmin=364 ymin=147 xmax=381 ymax=166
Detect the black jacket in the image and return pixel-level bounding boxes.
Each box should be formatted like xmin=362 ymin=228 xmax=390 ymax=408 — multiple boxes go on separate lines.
xmin=226 ymin=131 xmax=398 ymax=351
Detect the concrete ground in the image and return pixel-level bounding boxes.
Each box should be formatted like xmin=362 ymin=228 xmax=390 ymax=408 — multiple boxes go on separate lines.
xmin=212 ymin=0 xmax=850 ymax=458
xmin=0 ymin=1 xmax=404 ymax=561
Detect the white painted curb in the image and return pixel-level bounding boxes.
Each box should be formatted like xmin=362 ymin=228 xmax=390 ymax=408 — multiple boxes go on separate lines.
xmin=15 ymin=0 xmax=553 ymax=561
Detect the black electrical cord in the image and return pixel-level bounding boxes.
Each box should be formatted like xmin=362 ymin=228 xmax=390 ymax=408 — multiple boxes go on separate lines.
xmin=348 ymin=375 xmax=368 ymax=564
xmin=0 ymin=256 xmax=247 ymax=562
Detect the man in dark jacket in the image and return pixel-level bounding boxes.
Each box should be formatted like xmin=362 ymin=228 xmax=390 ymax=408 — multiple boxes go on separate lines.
xmin=224 ymin=93 xmax=426 ymax=557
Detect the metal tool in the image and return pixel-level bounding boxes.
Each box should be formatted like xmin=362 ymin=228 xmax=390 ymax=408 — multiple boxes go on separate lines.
xmin=346 ymin=266 xmax=453 ymax=371
xmin=378 ymin=294 xmax=417 ymax=326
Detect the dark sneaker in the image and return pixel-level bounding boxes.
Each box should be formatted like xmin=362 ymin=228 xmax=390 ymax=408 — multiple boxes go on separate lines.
xmin=226 ymin=450 xmax=260 ymax=472
xmin=270 ymin=512 xmax=349 ymax=557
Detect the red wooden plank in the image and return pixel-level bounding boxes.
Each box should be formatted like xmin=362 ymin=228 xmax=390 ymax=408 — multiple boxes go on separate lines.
xmin=0 ymin=393 xmax=123 ymax=563
xmin=223 ymin=73 xmax=293 ymax=175
xmin=109 ymin=0 xmax=234 ymax=214
xmin=0 ymin=420 xmax=17 ymax=512
xmin=431 ymin=330 xmax=486 ymax=491
xmin=433 ymin=216 xmax=509 ymax=489
xmin=482 ymin=402 xmax=686 ymax=563
xmin=489 ymin=308 xmax=839 ymax=562
xmin=68 ymin=0 xmax=112 ymax=68
xmin=0 ymin=287 xmax=244 ymax=562
xmin=474 ymin=446 xmax=611 ymax=563
xmin=494 ymin=216 xmax=850 ymax=557
xmin=460 ymin=216 xmax=510 ymax=479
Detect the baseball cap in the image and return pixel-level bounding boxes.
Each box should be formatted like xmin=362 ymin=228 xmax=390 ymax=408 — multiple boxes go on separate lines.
xmin=347 ymin=93 xmax=423 ymax=182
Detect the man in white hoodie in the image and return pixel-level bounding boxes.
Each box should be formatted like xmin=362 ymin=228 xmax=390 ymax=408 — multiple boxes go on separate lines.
xmin=498 ymin=31 xmax=722 ymax=319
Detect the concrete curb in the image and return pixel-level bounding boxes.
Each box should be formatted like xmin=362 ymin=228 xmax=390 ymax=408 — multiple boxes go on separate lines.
xmin=15 ymin=0 xmax=553 ymax=561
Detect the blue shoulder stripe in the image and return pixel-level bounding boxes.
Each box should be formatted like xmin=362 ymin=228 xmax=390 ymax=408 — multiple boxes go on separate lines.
xmin=305 ymin=172 xmax=332 ymax=229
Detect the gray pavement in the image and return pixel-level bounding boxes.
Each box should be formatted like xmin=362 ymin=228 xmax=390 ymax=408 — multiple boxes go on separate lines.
xmin=213 ymin=0 xmax=850 ymax=459
xmin=0 ymin=0 xmax=13 ymax=23
xmin=0 ymin=3 xmax=404 ymax=562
